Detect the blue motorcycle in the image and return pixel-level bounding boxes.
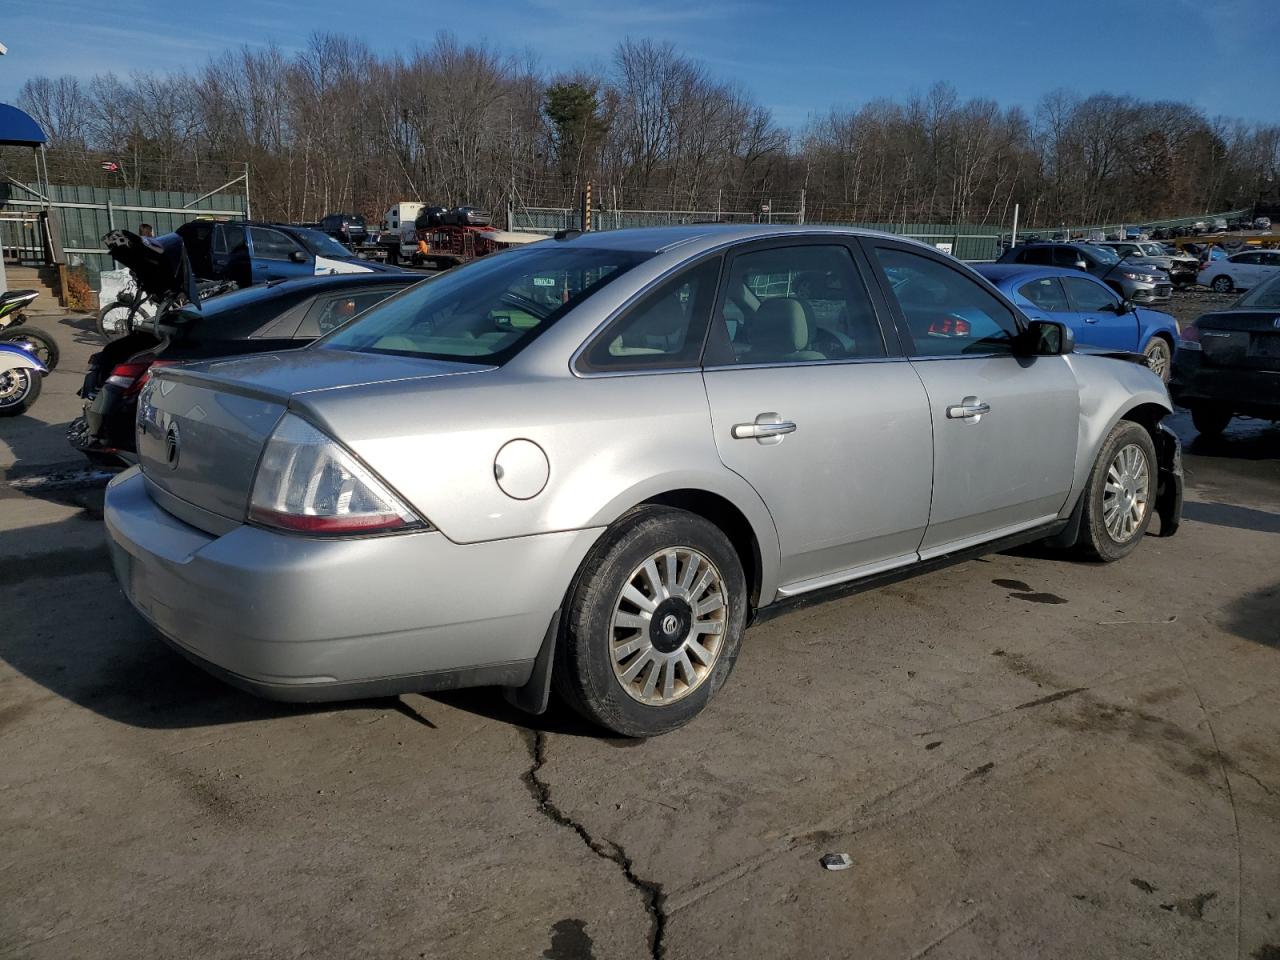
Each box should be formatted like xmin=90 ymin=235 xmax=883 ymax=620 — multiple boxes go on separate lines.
xmin=0 ymin=340 xmax=48 ymax=416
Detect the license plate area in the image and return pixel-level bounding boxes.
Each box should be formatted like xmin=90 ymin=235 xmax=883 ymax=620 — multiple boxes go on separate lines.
xmin=1248 ymin=333 xmax=1280 ymax=359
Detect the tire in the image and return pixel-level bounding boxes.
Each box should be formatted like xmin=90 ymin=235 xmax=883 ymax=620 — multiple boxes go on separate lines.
xmin=1142 ymin=336 xmax=1172 ymax=383
xmin=1211 ymin=274 xmax=1233 ymax=293
xmin=0 ymin=366 xmax=42 ymax=416
xmin=0 ymin=327 xmax=59 ymax=371
xmin=1075 ymin=421 xmax=1158 ymax=562
xmin=1191 ymin=405 xmax=1232 ymax=438
xmin=553 ymin=506 xmax=748 ymax=737
xmin=97 ymin=300 xmax=149 ymax=340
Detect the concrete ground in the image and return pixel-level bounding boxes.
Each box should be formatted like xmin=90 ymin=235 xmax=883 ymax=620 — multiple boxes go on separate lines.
xmin=1 ymin=296 xmax=1278 ymax=960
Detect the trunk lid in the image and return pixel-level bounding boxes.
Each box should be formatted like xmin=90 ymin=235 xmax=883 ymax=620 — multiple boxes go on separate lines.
xmin=1196 ymin=309 xmax=1280 ymax=371
xmin=137 ymin=349 xmax=494 ymax=526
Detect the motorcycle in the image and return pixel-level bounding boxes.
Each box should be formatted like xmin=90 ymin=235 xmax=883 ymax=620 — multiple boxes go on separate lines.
xmin=0 ymin=340 xmax=48 ymax=416
xmin=0 ymin=289 xmax=60 ymax=370
xmin=96 ymin=276 xmax=153 ymax=341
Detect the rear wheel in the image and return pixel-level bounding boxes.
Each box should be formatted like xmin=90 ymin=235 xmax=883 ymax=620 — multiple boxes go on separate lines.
xmin=554 ymin=506 xmax=748 ymax=737
xmin=1076 ymin=421 xmax=1156 ymax=562
xmin=0 ymin=366 xmax=42 ymax=416
xmin=1210 ymin=275 xmax=1233 ymax=293
xmin=1190 ymin=404 xmax=1232 ymax=438
xmin=0 ymin=327 xmax=59 ymax=371
xmin=1142 ymin=337 xmax=1172 ymax=383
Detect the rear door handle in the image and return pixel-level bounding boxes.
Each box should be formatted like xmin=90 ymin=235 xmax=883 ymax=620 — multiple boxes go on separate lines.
xmin=946 ymin=397 xmax=991 ymax=421
xmin=732 ymin=412 xmax=797 ymax=444
xmin=1084 ymin=317 xmax=1099 ymax=324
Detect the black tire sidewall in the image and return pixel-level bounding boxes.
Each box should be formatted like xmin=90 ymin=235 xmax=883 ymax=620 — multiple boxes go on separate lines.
xmin=1191 ymin=405 xmax=1231 ymax=437
xmin=557 ymin=507 xmax=748 ymax=737
xmin=1081 ymin=421 xmax=1157 ymax=561
xmin=1143 ymin=338 xmax=1171 ymax=382
xmin=0 ymin=328 xmax=58 ymax=372
xmin=1212 ymin=275 xmax=1232 ymax=292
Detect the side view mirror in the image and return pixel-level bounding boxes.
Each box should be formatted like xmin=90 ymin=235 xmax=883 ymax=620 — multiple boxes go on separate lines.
xmin=1073 ymin=260 xmax=1089 ymax=271
xmin=289 ymin=250 xmax=308 ymax=263
xmin=1023 ymin=319 xmax=1074 ymax=356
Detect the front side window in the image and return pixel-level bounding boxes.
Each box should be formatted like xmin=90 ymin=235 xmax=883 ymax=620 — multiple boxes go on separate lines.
xmin=578 ymin=257 xmax=720 ymax=371
xmin=1062 ymin=277 xmax=1118 ymax=312
xmin=874 ymin=247 xmax=1019 ymax=357
xmin=223 ymin=224 xmax=247 ymax=255
xmin=1019 ymin=247 xmax=1053 ymax=266
xmin=291 ymin=228 xmax=354 ymax=258
xmin=712 ymin=244 xmax=885 ymax=364
xmin=320 ymin=245 xmax=651 ymax=363
xmin=1232 ymin=252 xmax=1261 ymax=265
xmin=1018 ymin=277 xmax=1070 ymax=312
xmin=249 ymin=227 xmax=298 ymax=261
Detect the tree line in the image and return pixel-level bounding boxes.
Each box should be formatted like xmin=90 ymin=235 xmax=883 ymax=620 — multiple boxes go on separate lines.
xmin=10 ymin=32 xmax=1279 ymax=229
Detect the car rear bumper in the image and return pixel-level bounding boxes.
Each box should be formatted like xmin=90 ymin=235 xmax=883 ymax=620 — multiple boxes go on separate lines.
xmin=104 ymin=468 xmax=601 ymax=701
xmin=1170 ymin=352 xmax=1280 ymax=417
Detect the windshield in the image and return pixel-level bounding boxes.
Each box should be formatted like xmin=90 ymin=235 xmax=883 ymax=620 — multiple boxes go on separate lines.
xmin=1090 ymin=245 xmax=1120 ymax=265
xmin=1138 ymin=243 xmax=1164 ymax=256
xmin=1236 ymin=274 xmax=1280 ymax=309
xmin=319 ymin=245 xmax=652 ymax=363
xmin=290 ymin=228 xmax=354 ymax=258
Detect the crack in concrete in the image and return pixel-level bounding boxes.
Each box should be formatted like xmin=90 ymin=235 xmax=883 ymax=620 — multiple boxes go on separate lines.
xmin=520 ymin=730 xmax=667 ymax=959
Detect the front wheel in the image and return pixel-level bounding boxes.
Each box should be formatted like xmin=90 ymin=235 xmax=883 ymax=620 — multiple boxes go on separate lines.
xmin=1075 ymin=421 xmax=1157 ymax=562
xmin=0 ymin=327 xmax=59 ymax=371
xmin=1210 ymin=275 xmax=1233 ymax=293
xmin=1142 ymin=337 xmax=1172 ymax=383
xmin=0 ymin=366 xmax=42 ymax=416
xmin=554 ymin=507 xmax=748 ymax=737
xmin=97 ymin=300 xmax=149 ymax=340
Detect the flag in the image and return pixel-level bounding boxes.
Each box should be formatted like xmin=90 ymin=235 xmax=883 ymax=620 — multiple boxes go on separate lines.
xmin=100 ymin=160 xmax=119 ymax=172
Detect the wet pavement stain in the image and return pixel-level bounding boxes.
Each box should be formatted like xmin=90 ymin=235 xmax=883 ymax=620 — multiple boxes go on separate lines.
xmin=1160 ymin=891 xmax=1217 ymax=920
xmin=992 ymin=578 xmax=1068 ymax=604
xmin=1012 ymin=591 xmax=1069 ymax=605
xmin=543 ymin=918 xmax=595 ymax=960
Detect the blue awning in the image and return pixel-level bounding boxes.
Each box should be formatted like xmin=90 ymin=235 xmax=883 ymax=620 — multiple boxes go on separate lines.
xmin=0 ymin=103 xmax=47 ymax=147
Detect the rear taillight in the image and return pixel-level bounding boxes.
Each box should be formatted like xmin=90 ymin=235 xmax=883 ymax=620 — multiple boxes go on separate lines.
xmin=248 ymin=413 xmax=426 ymax=536
xmin=106 ymin=359 xmax=178 ymax=397
xmin=105 ymin=360 xmax=152 ymax=393
xmin=1177 ymin=323 xmax=1201 ymax=350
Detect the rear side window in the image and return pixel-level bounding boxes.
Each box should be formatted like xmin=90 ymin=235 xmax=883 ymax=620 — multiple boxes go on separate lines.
xmin=1018 ymin=277 xmax=1070 ymax=311
xmin=577 ymin=257 xmax=721 ymax=372
xmin=224 ymin=224 xmax=247 ymax=255
xmin=1019 ymin=247 xmax=1053 ymax=266
xmin=710 ymin=244 xmax=885 ymax=364
xmin=874 ymin=247 xmax=1019 ymax=358
xmin=297 ymin=287 xmax=403 ymax=338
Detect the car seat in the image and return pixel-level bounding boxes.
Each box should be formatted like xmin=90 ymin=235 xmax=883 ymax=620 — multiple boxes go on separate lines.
xmin=748 ymin=298 xmax=826 ymax=361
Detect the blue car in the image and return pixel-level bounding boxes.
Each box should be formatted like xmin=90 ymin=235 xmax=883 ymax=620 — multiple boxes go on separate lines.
xmin=975 ymin=264 xmax=1178 ymax=382
xmin=176 ymin=219 xmax=401 ymax=289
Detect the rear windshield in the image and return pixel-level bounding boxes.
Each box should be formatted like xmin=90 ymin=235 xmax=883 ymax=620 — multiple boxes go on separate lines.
xmin=1237 ymin=274 xmax=1280 ymax=309
xmin=318 ymin=245 xmax=651 ymax=363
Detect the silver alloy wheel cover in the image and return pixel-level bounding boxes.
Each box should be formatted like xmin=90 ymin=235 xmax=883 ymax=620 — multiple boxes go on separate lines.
xmin=1145 ymin=340 xmax=1170 ymax=379
xmin=1102 ymin=442 xmax=1150 ymax=543
xmin=609 ymin=546 xmax=727 ymax=706
xmin=0 ymin=368 xmax=31 ymax=407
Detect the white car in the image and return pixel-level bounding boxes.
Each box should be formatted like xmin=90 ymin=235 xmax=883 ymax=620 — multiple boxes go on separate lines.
xmin=1199 ymin=249 xmax=1280 ymax=293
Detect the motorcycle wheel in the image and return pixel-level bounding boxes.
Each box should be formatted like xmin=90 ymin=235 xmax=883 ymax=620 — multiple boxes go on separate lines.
xmin=0 ymin=365 xmax=42 ymax=416
xmin=0 ymin=327 xmax=59 ymax=371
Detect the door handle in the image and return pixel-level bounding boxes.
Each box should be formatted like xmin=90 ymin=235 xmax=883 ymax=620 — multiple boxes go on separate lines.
xmin=732 ymin=412 xmax=797 ymax=444
xmin=1084 ymin=317 xmax=1099 ymax=324
xmin=945 ymin=397 xmax=991 ymax=420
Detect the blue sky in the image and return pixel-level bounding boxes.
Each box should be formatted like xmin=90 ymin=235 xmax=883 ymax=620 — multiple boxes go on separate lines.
xmin=2 ymin=0 xmax=1277 ymax=128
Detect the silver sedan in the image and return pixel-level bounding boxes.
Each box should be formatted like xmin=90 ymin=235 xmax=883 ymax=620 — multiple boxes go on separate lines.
xmin=105 ymin=225 xmax=1183 ymax=737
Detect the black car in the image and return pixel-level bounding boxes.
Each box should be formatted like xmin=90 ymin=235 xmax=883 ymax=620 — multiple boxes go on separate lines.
xmin=70 ymin=273 xmax=421 ymax=466
xmin=320 ymin=213 xmax=368 ymax=246
xmin=1170 ymin=272 xmax=1280 ymax=437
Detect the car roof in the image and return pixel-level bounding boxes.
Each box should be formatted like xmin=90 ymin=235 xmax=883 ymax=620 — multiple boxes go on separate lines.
xmin=975 ymin=264 xmax=1103 ymax=285
xmin=551 ymin=223 xmax=928 ymax=256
